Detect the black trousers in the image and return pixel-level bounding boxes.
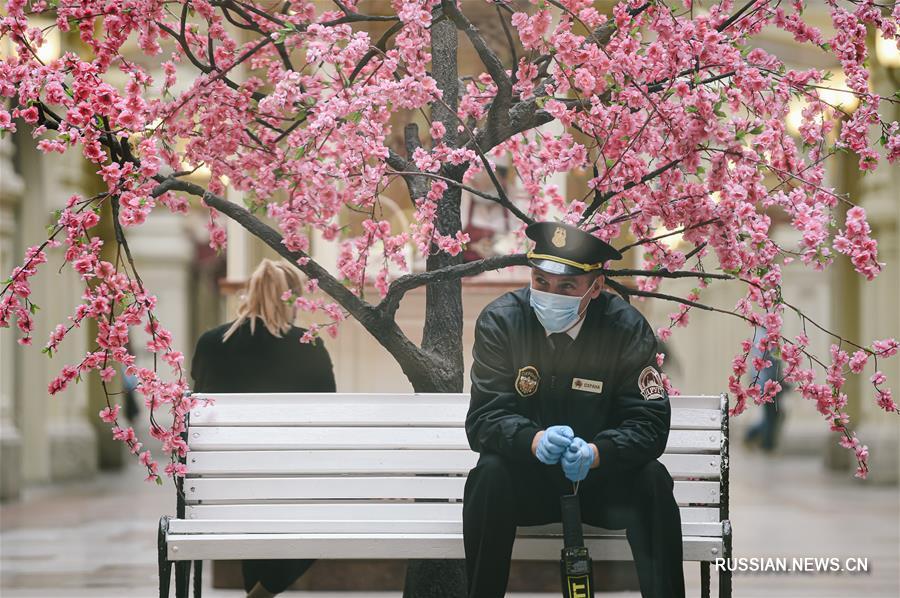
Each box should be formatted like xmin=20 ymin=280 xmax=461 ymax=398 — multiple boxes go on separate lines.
xmin=463 ymin=453 xmax=685 ymax=598
xmin=241 ymin=559 xmax=315 ymax=594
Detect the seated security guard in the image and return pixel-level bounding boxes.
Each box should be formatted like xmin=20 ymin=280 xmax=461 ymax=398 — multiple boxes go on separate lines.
xmin=464 ymin=221 xmax=685 ymax=598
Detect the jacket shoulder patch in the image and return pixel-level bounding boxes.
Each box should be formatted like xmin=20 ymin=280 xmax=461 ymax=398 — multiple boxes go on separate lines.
xmin=515 ymin=366 xmax=540 ymax=397
xmin=638 ymin=366 xmax=665 ymax=400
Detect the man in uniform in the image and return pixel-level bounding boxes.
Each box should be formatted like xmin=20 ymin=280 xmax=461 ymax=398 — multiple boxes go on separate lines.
xmin=464 ymin=221 xmax=685 ymax=598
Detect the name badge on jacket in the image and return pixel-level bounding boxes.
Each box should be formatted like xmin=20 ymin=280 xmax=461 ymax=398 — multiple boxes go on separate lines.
xmin=571 ymin=377 xmax=603 ymax=394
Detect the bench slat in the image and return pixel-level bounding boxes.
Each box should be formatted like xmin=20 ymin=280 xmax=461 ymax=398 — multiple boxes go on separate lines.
xmin=187 ymin=427 xmax=721 ymax=453
xmin=185 ymin=504 xmax=721 ymax=523
xmin=185 ymin=477 xmax=719 ymax=505
xmin=168 ymin=519 xmax=723 ymax=537
xmin=192 ymin=393 xmax=723 ymax=412
xmin=186 ymin=450 xmax=721 ymax=479
xmin=166 ymin=533 xmax=723 ymax=562
xmin=188 ymin=449 xmax=477 ymax=475
xmin=189 ymin=403 xmax=720 ymax=430
xmin=192 ymin=393 xmax=470 ymax=404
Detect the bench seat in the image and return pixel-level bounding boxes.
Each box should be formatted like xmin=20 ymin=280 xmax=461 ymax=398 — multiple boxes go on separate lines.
xmin=159 ymin=393 xmax=732 ymax=597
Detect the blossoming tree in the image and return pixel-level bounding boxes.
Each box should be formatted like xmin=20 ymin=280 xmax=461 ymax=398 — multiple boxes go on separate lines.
xmin=1 ymin=0 xmax=899 ymax=593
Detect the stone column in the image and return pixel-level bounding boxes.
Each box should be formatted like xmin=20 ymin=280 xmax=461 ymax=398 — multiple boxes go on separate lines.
xmin=0 ymin=134 xmax=24 ymax=500
xmin=824 ymin=149 xmax=863 ymax=471
xmin=852 ymin=63 xmax=900 ymax=484
xmin=44 ymin=150 xmax=98 ymax=482
xmin=14 ymin=136 xmax=98 ymax=484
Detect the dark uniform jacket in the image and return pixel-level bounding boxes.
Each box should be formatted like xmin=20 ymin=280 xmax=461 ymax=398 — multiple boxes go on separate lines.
xmin=191 ymin=320 xmax=336 ymax=394
xmin=467 ymin=287 xmax=670 ymax=474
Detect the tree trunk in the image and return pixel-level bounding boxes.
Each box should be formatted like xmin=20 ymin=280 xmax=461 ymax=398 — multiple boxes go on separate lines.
xmin=402 ymin=12 xmax=468 ymax=598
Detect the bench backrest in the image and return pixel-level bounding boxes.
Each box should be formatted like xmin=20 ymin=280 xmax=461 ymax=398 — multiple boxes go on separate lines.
xmin=182 ymin=393 xmax=727 ymax=526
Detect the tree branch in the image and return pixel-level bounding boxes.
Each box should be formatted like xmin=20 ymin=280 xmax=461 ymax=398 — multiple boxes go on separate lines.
xmin=349 ymin=19 xmax=405 ymax=82
xmin=617 ymin=218 xmax=721 ymax=252
xmin=378 ymin=253 xmax=529 ymax=318
xmin=604 ymin=269 xmax=733 ymax=281
xmin=441 ymin=0 xmax=512 ymax=148
xmin=496 ymin=3 xmax=518 ymax=86
xmin=150 ymin=177 xmax=368 ymax=316
xmin=717 ymin=0 xmax=762 ymax=33
xmin=387 ymin=169 xmax=532 ymax=224
xmin=604 ymin=277 xmax=735 ymax=315
xmin=581 ymin=159 xmax=683 ymax=225
xmin=376 ymin=251 xmax=736 ymax=320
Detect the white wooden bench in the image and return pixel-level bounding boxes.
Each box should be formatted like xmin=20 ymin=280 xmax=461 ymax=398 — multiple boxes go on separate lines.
xmin=159 ymin=393 xmax=732 ymax=597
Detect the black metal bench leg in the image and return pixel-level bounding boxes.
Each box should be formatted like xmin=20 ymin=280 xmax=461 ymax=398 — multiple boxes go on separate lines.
xmin=718 ymin=567 xmax=732 ymax=598
xmin=719 ymin=520 xmax=733 ymax=597
xmin=158 ymin=517 xmax=172 ymax=598
xmin=700 ymin=562 xmax=710 ymax=598
xmin=193 ymin=560 xmax=202 ymax=597
xmin=175 ymin=560 xmax=192 ymax=598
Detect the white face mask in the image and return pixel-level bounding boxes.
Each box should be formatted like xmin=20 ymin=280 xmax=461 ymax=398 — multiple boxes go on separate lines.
xmin=529 ymin=283 xmax=595 ymax=334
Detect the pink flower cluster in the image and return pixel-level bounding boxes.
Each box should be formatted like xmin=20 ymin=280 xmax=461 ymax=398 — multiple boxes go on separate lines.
xmin=834 ymin=207 xmax=882 ymax=281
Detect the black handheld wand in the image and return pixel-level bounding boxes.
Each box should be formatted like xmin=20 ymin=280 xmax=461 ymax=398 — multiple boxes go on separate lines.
xmin=560 ymin=493 xmax=595 ymax=598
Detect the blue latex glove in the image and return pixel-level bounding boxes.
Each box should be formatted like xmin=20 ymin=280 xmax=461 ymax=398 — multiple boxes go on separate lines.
xmin=561 ymin=437 xmax=594 ymax=482
xmin=535 ymin=425 xmax=574 ymax=464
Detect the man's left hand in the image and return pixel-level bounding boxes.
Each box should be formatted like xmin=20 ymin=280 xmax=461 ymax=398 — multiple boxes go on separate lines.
xmin=561 ymin=437 xmax=596 ymax=482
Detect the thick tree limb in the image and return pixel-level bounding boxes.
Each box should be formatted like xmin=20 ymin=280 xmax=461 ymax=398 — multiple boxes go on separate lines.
xmin=150 ymin=177 xmax=372 ymax=321
xmin=349 ymin=19 xmax=405 ymax=82
xmin=149 ymin=175 xmax=446 ymax=389
xmin=378 ymin=254 xmax=529 ymax=318
xmin=387 ymin=148 xmax=410 ymax=173
xmin=418 ymin=12 xmax=467 ymax=397
xmin=442 ymin=0 xmax=512 ymax=149
xmin=461 ymin=0 xmax=650 ymax=154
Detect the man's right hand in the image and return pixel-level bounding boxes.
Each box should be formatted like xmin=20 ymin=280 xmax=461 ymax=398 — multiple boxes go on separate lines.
xmin=533 ymin=425 xmax=575 ymax=464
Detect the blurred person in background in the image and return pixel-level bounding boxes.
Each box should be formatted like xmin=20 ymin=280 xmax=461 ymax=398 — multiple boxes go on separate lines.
xmin=191 ymin=258 xmax=336 ymax=598
xmin=121 ymin=336 xmax=141 ymax=425
xmin=744 ymin=326 xmax=787 ymax=452
xmin=461 ymin=163 xmax=515 ymax=262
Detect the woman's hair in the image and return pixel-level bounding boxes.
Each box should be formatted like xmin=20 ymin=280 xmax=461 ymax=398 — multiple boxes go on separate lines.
xmin=222 ymin=259 xmax=304 ymax=342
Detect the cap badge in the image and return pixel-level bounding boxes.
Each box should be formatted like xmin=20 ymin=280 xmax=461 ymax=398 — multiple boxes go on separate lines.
xmin=552 ymin=227 xmax=567 ymax=248
xmin=515 ymin=365 xmax=541 ymax=397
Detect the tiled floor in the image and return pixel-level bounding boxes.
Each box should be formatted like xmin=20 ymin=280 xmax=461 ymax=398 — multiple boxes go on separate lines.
xmin=1 ymin=439 xmax=897 ymax=597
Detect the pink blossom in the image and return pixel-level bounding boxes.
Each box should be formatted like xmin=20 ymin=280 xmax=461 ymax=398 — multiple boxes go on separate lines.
xmin=429 ymin=121 xmax=445 ymax=141
xmin=19 ymin=106 xmax=39 ymax=124
xmin=872 ymin=338 xmax=899 ymax=358
xmin=870 ymin=371 xmax=887 ymax=385
xmin=165 ymin=462 xmax=188 ymax=477
xmin=848 ymin=350 xmax=868 ymax=374
xmin=99 ymin=404 xmax=120 ymax=423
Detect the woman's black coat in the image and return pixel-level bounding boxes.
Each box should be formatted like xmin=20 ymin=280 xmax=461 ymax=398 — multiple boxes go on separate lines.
xmin=190 ymin=319 xmax=336 ymax=594
xmin=191 ymin=320 xmax=336 ymax=394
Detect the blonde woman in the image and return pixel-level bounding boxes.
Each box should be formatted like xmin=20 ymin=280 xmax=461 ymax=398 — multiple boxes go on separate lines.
xmin=191 ymin=259 xmax=335 ymax=598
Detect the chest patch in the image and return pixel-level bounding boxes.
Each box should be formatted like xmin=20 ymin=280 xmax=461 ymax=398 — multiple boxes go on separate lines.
xmin=515 ymin=366 xmax=540 ymax=397
xmin=638 ymin=366 xmax=665 ymax=400
xmin=572 ymin=377 xmax=604 ymax=394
